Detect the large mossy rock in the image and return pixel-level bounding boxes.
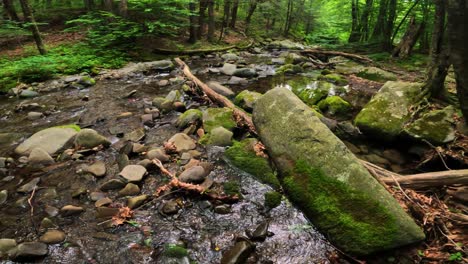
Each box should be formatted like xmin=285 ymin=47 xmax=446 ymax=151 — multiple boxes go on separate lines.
xmin=202 ymin=107 xmax=237 ymax=133
xmin=234 ymin=90 xmax=262 ymax=112
xmin=15 ymin=127 xmax=78 ymax=156
xmin=253 ymin=87 xmax=425 ymax=255
xmin=357 ymin=67 xmax=397 ymax=82
xmin=404 ymin=106 xmax=456 ymax=145
xmin=354 ymin=81 xmax=425 ymax=140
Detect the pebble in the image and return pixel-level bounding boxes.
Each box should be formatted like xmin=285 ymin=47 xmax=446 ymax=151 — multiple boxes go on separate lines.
xmin=60 ymin=205 xmax=84 ymax=216
xmin=118 ymin=183 xmax=140 ymax=197
xmin=40 ymin=230 xmax=66 ymax=244
xmin=127 ymin=195 xmax=147 ymax=209
xmin=146 ymin=148 xmax=170 ymax=162
xmin=220 ymin=239 xmax=255 ymax=264
xmin=117 ymin=154 xmax=130 ymax=170
xmin=44 ymin=206 xmax=59 ymax=217
xmin=40 ymin=218 xmax=56 ymax=229
xmin=132 ymin=143 xmax=147 ymax=153
xmin=95 ymin=197 xmax=113 ymax=207
xmin=137 ymin=159 xmax=153 ymax=168
xmin=214 ymin=205 xmax=231 ymax=214
xmin=17 ymin=177 xmax=40 ymax=193
xmin=161 ymin=200 xmax=180 ymax=215
xmin=28 ymin=148 xmax=55 ymax=165
xmin=90 ymin=192 xmax=106 ymax=201
xmin=10 ymin=241 xmax=48 ymax=260
xmin=0 ymin=190 xmax=7 ymax=205
xmin=84 ymin=161 xmax=106 ymax=177
xmin=96 ymin=207 xmax=120 ymax=219
xmin=168 ymin=133 xmax=196 ymax=153
xmin=0 ymin=238 xmax=16 ymax=253
xmin=27 ymin=112 xmax=43 ymax=120
xmin=100 ymin=179 xmax=126 ymax=191
xmin=178 ymin=166 xmax=206 ymax=183
xmin=119 ymin=165 xmax=147 ymax=182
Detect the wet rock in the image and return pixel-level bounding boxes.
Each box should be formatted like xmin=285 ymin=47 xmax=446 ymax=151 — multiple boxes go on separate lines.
xmin=95 ymin=197 xmax=113 ymax=207
xmin=0 ymin=190 xmax=7 ymax=205
xmin=357 ymin=67 xmax=397 ymax=82
xmin=355 ymin=81 xmax=425 ymax=141
xmin=27 ymin=112 xmax=43 ymax=120
xmin=201 ymin=126 xmax=233 ymax=146
xmin=19 ymin=89 xmax=39 ymax=98
xmin=141 ymin=114 xmax=154 ymax=126
xmin=84 ymin=161 xmax=106 ymax=177
xmin=214 ymin=205 xmax=231 ymax=214
xmin=117 ymin=154 xmax=130 ymax=170
xmin=78 ymin=76 xmax=96 ymax=87
xmin=96 ymin=207 xmax=120 ymax=219
xmin=271 ymin=58 xmax=286 ymax=65
xmin=0 ymin=239 xmax=16 ymax=253
xmin=38 ymin=188 xmax=57 ymax=201
xmin=100 ymin=179 xmax=126 ymax=191
xmin=202 ymin=107 xmax=236 ymax=133
xmin=161 ymin=200 xmax=180 ymax=215
xmin=382 ymin=149 xmax=406 ymax=165
xmin=74 ymin=129 xmax=111 ymax=148
xmin=233 ymin=68 xmax=257 ymax=78
xmin=268 ymin=39 xmax=304 ymax=50
xmin=28 ymin=148 xmax=54 ymax=165
xmin=90 ymin=192 xmax=106 ymax=201
xmin=176 ymin=109 xmax=203 ymax=129
xmin=138 ymin=159 xmax=153 ymax=168
xmin=253 ymin=87 xmax=425 ymax=255
xmin=120 ymin=165 xmax=147 ymax=182
xmin=118 ymin=183 xmax=140 ymax=197
xmin=178 ymin=166 xmax=206 ymax=183
xmin=227 ymin=76 xmax=248 ymax=85
xmin=317 ymin=96 xmax=352 ymax=117
xmin=234 ymin=90 xmax=262 ymax=112
xmin=146 ymin=148 xmax=170 ymax=162
xmin=17 ymin=177 xmax=40 ymax=193
xmin=158 ymin=80 xmax=169 ymax=87
xmin=221 ymin=53 xmax=240 ymax=61
xmin=248 ymin=221 xmax=269 ymax=242
xmin=132 ymin=143 xmax=147 ymax=153
xmin=166 ymin=90 xmax=182 ymax=102
xmin=318 ymin=73 xmax=348 ymax=85
xmin=168 ymin=133 xmax=196 ymax=153
xmin=284 ymin=52 xmax=307 ymax=64
xmin=15 ymin=127 xmax=78 ymax=156
xmin=40 ymin=218 xmax=56 ymax=229
xmin=220 ymin=240 xmax=255 ymax=264
xmin=60 ymin=205 xmax=84 ymax=216
xmin=404 ymin=106 xmax=456 ymax=145
xmin=207 ymin=81 xmax=234 ymax=97
xmin=124 ymin=127 xmax=146 ymax=142
xmin=221 ymin=63 xmax=237 ymax=75
xmin=127 ymin=195 xmax=147 ymax=209
xmin=44 ymin=206 xmax=59 ymax=217
xmin=10 ymin=242 xmax=48 ymax=260
xmin=152 ymin=97 xmax=166 ymax=108
xmin=40 ymin=230 xmax=66 ymax=244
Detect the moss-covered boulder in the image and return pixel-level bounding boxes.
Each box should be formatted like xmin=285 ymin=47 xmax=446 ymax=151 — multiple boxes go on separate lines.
xmin=253 ymin=87 xmax=424 ymax=256
xmin=404 ymin=106 xmax=456 ymax=145
xmin=225 ymin=138 xmax=281 ymax=189
xmin=318 ymin=73 xmax=348 ymax=85
xmin=176 ymin=109 xmax=202 ymax=129
xmin=354 ymin=81 xmax=425 ymax=140
xmin=293 ymin=81 xmax=336 ymax=106
xmin=234 ymin=90 xmax=263 ymax=112
xmin=317 ymin=96 xmax=352 ymax=117
xmin=202 ymin=107 xmax=236 ymax=133
xmin=357 ymin=67 xmax=397 ymax=82
xmin=199 ymin=126 xmax=233 ymax=146
xmin=276 ymin=64 xmax=303 ymax=75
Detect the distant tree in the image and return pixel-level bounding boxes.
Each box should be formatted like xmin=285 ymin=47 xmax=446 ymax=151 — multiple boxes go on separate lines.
xmin=119 ymin=0 xmax=127 ymax=17
xmin=207 ymin=0 xmax=215 ymax=41
xmin=229 ymin=0 xmax=239 ymax=29
xmin=189 ymin=0 xmax=197 ymax=43
xmin=18 ymin=0 xmax=46 ymax=55
xmin=2 ymin=0 xmax=20 ymax=21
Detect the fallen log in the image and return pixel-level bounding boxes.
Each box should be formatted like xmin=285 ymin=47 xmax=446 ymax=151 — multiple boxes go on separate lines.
xmin=381 ymin=170 xmax=468 ymax=189
xmin=301 ymin=49 xmax=373 ymax=63
xmin=174 ymin=58 xmax=257 ymax=134
xmin=155 ymin=40 xmax=254 ymax=55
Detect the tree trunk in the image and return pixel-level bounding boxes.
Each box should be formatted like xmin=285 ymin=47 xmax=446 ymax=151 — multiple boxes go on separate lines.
xmin=198 ymin=0 xmax=208 ymax=39
xmin=219 ymin=0 xmax=231 ymax=41
xmin=447 ymin=0 xmax=468 ymax=123
xmin=383 ymin=0 xmax=397 ymax=50
xmin=2 ymin=0 xmax=20 ymax=21
xmin=103 ymin=0 xmax=112 ymax=12
xmin=245 ymin=0 xmax=257 ymax=32
xmin=424 ymin=0 xmax=450 ymax=100
xmin=391 ymin=0 xmax=421 ymax=43
xmin=359 ymin=0 xmax=374 ymax=41
xmin=348 ymin=0 xmax=360 ymax=42
xmin=229 ymin=0 xmax=239 ymax=29
xmin=207 ymin=0 xmax=215 ymax=41
xmin=371 ymin=0 xmax=388 ymax=42
xmin=392 ymin=17 xmax=424 ymax=59
xmin=19 ymin=0 xmax=46 ymax=55
xmin=188 ymin=1 xmax=198 ymax=43
xmin=119 ymin=0 xmax=127 ymax=17
xmin=283 ymin=0 xmax=293 ymax=36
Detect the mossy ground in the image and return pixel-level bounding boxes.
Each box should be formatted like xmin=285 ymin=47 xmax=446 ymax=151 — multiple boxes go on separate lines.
xmin=264 ymin=191 xmax=282 ymax=209
xmin=318 ymin=73 xmax=348 ymax=85
xmin=163 ymin=244 xmax=189 ymax=258
xmin=282 ymin=160 xmax=399 ymax=255
xmin=317 ymin=96 xmax=352 ymax=116
xmin=225 ymin=139 xmax=281 ymax=189
xmin=223 ymin=181 xmax=242 ymax=198
xmin=276 ymin=64 xmax=303 ymax=75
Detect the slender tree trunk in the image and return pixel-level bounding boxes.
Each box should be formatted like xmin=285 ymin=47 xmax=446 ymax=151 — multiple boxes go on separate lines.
xmin=283 ymin=0 xmax=293 ymax=36
xmin=360 ymin=0 xmax=373 ymax=41
xmin=447 ymin=0 xmax=468 ymax=123
xmin=3 ymin=0 xmax=20 ymax=21
xmin=245 ymin=0 xmax=257 ymax=32
xmin=119 ymin=0 xmax=127 ymax=17
xmin=198 ymin=0 xmax=208 ymax=39
xmin=371 ymin=0 xmax=388 ymax=42
xmin=207 ymin=0 xmax=215 ymax=41
xmin=383 ymin=0 xmax=397 ymax=50
xmin=424 ymin=0 xmax=449 ymax=100
xmin=103 ymin=0 xmax=112 ymax=12
xmin=392 ymin=17 xmax=424 ymax=58
xmin=391 ymin=0 xmax=420 ymax=43
xmin=189 ymin=1 xmax=198 ymax=43
xmin=229 ymin=0 xmax=239 ymax=29
xmin=19 ymin=0 xmax=46 ymax=55
xmin=219 ymin=0 xmax=231 ymax=41
xmin=349 ymin=0 xmax=360 ymax=42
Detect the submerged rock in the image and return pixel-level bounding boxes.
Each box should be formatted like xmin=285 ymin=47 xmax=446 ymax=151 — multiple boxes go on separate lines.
xmin=354 ymin=81 xmax=425 ymax=140
xmin=233 ymin=68 xmax=257 ymax=78
xmin=207 ymin=81 xmax=234 ymax=97
xmin=15 ymin=127 xmax=78 ymax=156
xmin=10 ymin=241 xmax=48 ymax=260
xmin=253 ymin=87 xmax=425 ymax=255
xmin=17 ymin=177 xmax=40 ymax=193
xmin=404 ymin=106 xmax=456 ymax=145
xmin=74 ymin=129 xmax=111 ymax=149
xmin=84 ymin=161 xmax=106 ymax=177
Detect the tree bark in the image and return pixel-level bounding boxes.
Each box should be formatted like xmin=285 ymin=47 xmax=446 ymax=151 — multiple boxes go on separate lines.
xmin=188 ymin=1 xmax=198 ymax=43
xmin=103 ymin=0 xmax=112 ymax=12
xmin=2 ymin=0 xmax=20 ymax=21
xmin=348 ymin=0 xmax=360 ymax=42
xmin=359 ymin=0 xmax=374 ymax=41
xmin=424 ymin=0 xmax=450 ymax=100
xmin=381 ymin=170 xmax=468 ymax=189
xmin=371 ymin=0 xmax=388 ymax=42
xmin=229 ymin=0 xmax=239 ymax=29
xmin=283 ymin=0 xmax=293 ymax=36
xmin=219 ymin=0 xmax=231 ymax=41
xmin=392 ymin=17 xmax=424 ymax=59
xmin=19 ymin=0 xmax=46 ymax=55
xmin=301 ymin=49 xmax=373 ymax=63
xmin=383 ymin=0 xmax=397 ymax=50
xmin=207 ymin=0 xmax=214 ymax=41
xmin=447 ymin=0 xmax=468 ymax=123
xmin=198 ymin=0 xmax=208 ymax=39
xmin=391 ymin=0 xmax=421 ymax=43
xmin=119 ymin=0 xmax=127 ymax=17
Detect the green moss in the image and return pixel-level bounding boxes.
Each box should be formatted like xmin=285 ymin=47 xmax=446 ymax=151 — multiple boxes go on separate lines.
xmin=356 ymin=67 xmax=397 ymax=82
xmin=317 ymin=96 xmax=352 ymax=116
xmin=225 ymin=139 xmax=281 ymax=189
xmin=202 ymin=107 xmax=237 ymax=133
xmin=223 ymin=181 xmax=242 ymax=197
xmin=54 ymin=124 xmax=81 ymax=132
xmin=276 ymin=64 xmax=303 ymax=75
xmin=163 ymin=244 xmax=188 ymax=258
xmin=282 ymin=160 xmax=399 ymax=255
xmin=176 ymin=109 xmax=203 ymax=128
xmin=264 ymin=191 xmax=282 ymax=209
xmin=318 ymin=73 xmax=348 ymax=85
xmin=233 ymin=90 xmax=262 ymax=112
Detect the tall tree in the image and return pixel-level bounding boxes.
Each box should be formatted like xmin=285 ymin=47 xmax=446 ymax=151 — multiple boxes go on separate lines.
xmin=188 ymin=0 xmax=198 ymax=43
xmin=119 ymin=0 xmax=127 ymax=17
xmin=283 ymin=0 xmax=293 ymax=36
xmin=383 ymin=0 xmax=397 ymax=50
xmin=18 ymin=0 xmax=46 ymax=55
xmin=219 ymin=0 xmax=231 ymax=41
xmin=371 ymin=0 xmax=388 ymax=42
xmin=198 ymin=0 xmax=208 ymax=39
xmin=447 ymin=0 xmax=468 ymax=123
xmin=207 ymin=0 xmax=215 ymax=41
xmin=229 ymin=0 xmax=239 ymax=29
xmin=245 ymin=0 xmax=258 ymax=30
xmin=348 ymin=0 xmax=360 ymax=42
xmin=359 ymin=0 xmax=374 ymax=41
xmin=2 ymin=0 xmax=20 ymax=21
